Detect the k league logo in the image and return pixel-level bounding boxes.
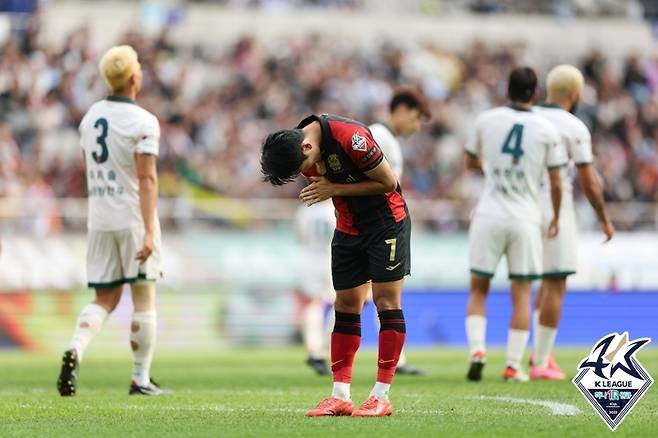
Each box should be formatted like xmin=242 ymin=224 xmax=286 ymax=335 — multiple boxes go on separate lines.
xmin=573 ymin=332 xmax=653 ymax=431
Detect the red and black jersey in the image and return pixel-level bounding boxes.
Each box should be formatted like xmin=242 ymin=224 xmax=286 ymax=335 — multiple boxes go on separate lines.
xmin=298 ymin=114 xmax=408 ymax=236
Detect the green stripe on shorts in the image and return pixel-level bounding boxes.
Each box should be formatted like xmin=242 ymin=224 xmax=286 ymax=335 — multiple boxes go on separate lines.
xmin=508 ymin=273 xmax=542 ymax=280
xmin=542 ymin=271 xmax=576 ymax=279
xmin=470 ymin=269 xmax=494 ymax=278
xmin=88 ymin=273 xmax=149 ymax=289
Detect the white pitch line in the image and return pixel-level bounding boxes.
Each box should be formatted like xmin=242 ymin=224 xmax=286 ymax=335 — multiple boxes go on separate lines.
xmin=470 ymin=396 xmax=581 ymax=416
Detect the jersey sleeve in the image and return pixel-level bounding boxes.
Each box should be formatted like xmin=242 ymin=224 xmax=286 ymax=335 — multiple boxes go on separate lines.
xmin=135 ymin=114 xmax=160 ymax=156
xmin=465 ymin=115 xmax=483 ymax=157
xmin=544 ymin=124 xmax=569 ymax=169
xmin=78 ymin=113 xmax=89 ymax=150
xmin=342 ymin=126 xmax=384 ymax=172
xmin=370 ymin=124 xmax=403 ymax=178
xmin=569 ymin=121 xmax=593 ymax=164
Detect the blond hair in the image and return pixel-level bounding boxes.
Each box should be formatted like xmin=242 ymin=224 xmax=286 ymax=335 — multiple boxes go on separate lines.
xmin=546 ymin=64 xmax=584 ymax=99
xmin=99 ymin=45 xmax=139 ymax=92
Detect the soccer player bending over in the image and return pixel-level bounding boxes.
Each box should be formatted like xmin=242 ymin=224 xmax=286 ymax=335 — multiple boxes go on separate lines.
xmin=58 ymin=45 xmax=164 ymax=396
xmin=464 ymin=67 xmax=567 ymax=383
xmin=530 ymin=65 xmax=614 ymax=380
xmin=261 ymin=114 xmax=410 ymax=417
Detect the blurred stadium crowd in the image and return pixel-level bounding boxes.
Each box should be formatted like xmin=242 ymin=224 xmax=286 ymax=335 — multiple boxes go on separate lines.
xmin=2 ymin=10 xmax=658 ymax=230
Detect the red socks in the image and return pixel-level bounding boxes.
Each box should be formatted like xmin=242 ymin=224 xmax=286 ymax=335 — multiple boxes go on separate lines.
xmin=330 ymin=309 xmax=406 ymax=385
xmin=377 ymin=309 xmax=406 ymax=384
xmin=331 ymin=311 xmax=361 ymax=383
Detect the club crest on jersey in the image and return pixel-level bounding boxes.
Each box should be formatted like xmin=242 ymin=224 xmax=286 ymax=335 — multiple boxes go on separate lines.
xmin=327 ymin=154 xmax=342 ymax=173
xmin=351 ymin=133 xmax=367 ymax=151
xmin=572 ymin=332 xmax=653 ymax=431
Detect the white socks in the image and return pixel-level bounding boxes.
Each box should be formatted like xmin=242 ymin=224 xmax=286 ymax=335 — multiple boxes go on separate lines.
xmin=130 ymin=310 xmax=157 ymax=387
xmin=533 ymin=325 xmax=557 ymax=368
xmin=332 ymin=382 xmax=351 ymax=401
xmin=69 ymin=303 xmax=108 ymax=362
xmin=370 ymin=382 xmax=390 ymax=401
xmin=506 ymin=329 xmax=530 ymax=370
xmin=465 ymin=315 xmax=487 ymax=356
xmin=303 ymin=301 xmax=325 ymax=360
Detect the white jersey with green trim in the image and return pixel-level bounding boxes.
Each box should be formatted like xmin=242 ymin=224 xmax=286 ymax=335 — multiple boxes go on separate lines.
xmin=369 ymin=122 xmax=403 ymax=179
xmin=466 ymin=105 xmax=567 ymax=224
xmin=534 ymin=104 xmax=593 ymax=220
xmin=80 ymin=97 xmax=160 ymax=231
xmin=295 ymin=200 xmax=336 ymax=255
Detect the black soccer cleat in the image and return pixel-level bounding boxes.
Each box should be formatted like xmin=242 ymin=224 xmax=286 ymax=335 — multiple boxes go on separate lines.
xmin=466 ymin=351 xmax=486 ymax=382
xmin=306 ymin=357 xmax=330 ymax=376
xmin=57 ymin=349 xmax=79 ymax=396
xmin=129 ymin=378 xmax=166 ymax=396
xmin=396 ymin=364 xmax=426 ymax=376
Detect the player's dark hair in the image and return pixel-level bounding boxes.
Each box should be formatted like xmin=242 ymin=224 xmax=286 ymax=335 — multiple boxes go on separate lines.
xmin=260 ymin=129 xmax=306 ymax=186
xmin=508 ymin=67 xmax=538 ymax=103
xmin=390 ymin=87 xmax=431 ymax=120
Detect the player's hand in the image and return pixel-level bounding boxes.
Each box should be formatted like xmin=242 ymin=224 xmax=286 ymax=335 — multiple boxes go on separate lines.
xmin=136 ymin=232 xmax=154 ymax=264
xmin=547 ymin=217 xmax=559 ymax=239
xmin=601 ymin=219 xmax=615 ymax=243
xmin=299 ymin=176 xmax=336 ymax=206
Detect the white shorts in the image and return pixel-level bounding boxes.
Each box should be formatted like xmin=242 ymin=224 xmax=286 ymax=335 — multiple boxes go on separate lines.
xmin=469 ymin=215 xmax=542 ymax=280
xmin=542 ymin=211 xmax=577 ymax=277
xmin=298 ymin=252 xmax=335 ymax=303
xmin=87 ymin=226 xmax=162 ymax=288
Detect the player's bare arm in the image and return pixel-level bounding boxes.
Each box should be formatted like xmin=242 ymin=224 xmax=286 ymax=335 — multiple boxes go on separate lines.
xmin=464 ymin=151 xmax=483 ymax=172
xmin=576 ymin=163 xmax=614 ymax=242
xmin=299 ymin=160 xmax=397 ymax=206
xmin=547 ymin=166 xmax=562 ymax=238
xmin=136 ymin=153 xmax=158 ymax=263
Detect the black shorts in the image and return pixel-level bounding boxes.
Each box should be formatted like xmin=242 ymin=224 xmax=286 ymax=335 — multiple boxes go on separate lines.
xmin=331 ymin=217 xmax=411 ymax=290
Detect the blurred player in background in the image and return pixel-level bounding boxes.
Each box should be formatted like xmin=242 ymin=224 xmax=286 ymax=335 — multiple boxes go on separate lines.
xmin=261 ymin=114 xmax=410 ymax=417
xmin=464 ymin=67 xmax=567 ymax=383
xmin=295 ymin=200 xmax=336 ymax=375
xmin=369 ymin=87 xmax=430 ymax=178
xmin=57 ymin=45 xmax=164 ymax=396
xmin=369 ymin=87 xmax=430 ymax=375
xmin=530 ymin=65 xmax=615 ymax=380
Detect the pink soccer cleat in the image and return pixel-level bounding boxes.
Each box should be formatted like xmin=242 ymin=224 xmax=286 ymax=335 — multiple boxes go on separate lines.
xmin=529 ymin=365 xmax=566 ymax=381
xmin=306 ymin=397 xmax=354 ymax=417
xmin=529 ymin=352 xmax=564 ymax=373
xmin=352 ymin=396 xmax=393 ymax=417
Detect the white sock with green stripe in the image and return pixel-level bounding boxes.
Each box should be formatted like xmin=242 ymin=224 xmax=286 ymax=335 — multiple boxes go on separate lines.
xmin=69 ymin=303 xmax=108 ymax=362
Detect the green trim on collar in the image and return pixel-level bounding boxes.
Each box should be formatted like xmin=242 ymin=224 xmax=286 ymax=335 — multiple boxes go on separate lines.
xmin=106 ymin=95 xmax=136 ymax=104
xmin=535 ymin=102 xmax=562 ymax=109
xmin=506 ymin=103 xmax=533 ymax=112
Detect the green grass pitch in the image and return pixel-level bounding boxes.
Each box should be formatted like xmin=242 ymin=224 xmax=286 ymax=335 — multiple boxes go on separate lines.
xmin=1 ymin=348 xmax=656 ymax=437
